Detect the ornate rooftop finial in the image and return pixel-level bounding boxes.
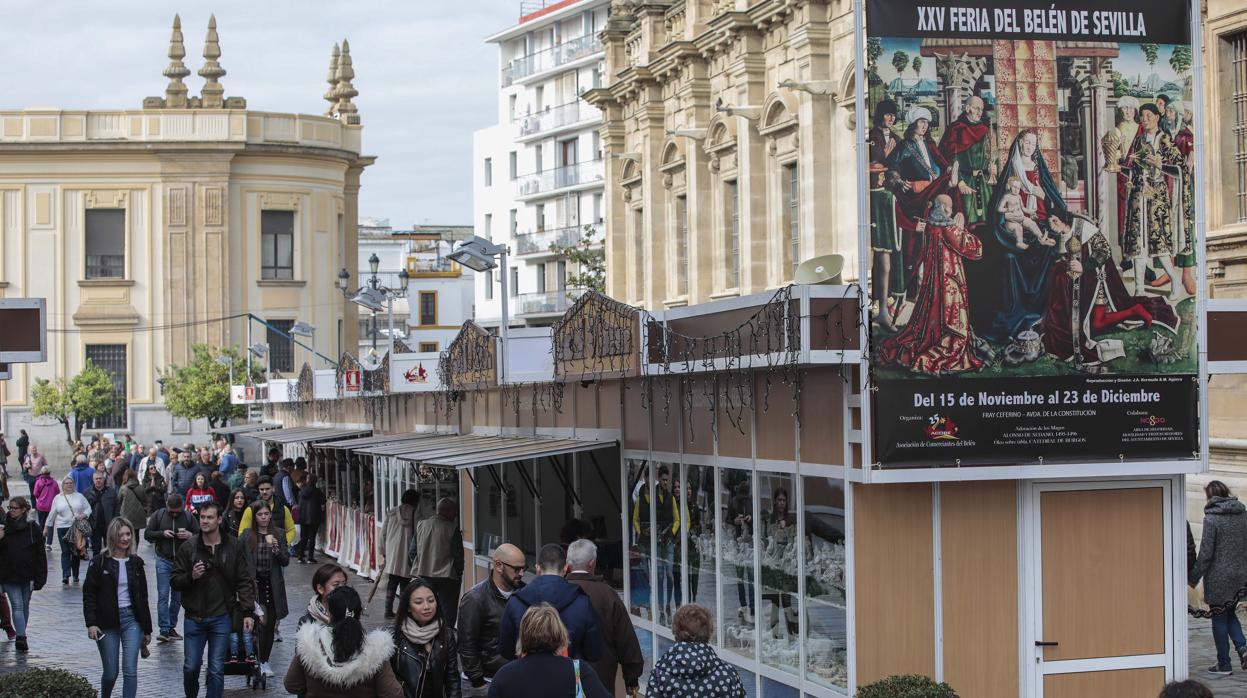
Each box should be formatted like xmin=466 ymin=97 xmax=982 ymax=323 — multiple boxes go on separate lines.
xmin=335 ymin=38 xmax=360 ymax=123
xmin=324 ymin=43 xmax=341 ymax=117
xmin=199 ymin=14 xmax=226 ymax=108
xmin=163 ymin=14 xmax=192 ymax=108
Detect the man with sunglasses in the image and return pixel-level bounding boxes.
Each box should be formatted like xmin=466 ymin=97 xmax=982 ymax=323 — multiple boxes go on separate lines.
xmin=457 ymin=543 xmax=525 ymax=693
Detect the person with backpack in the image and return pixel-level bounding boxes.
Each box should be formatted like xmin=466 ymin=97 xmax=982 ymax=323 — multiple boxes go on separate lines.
xmin=144 ymin=495 xmax=199 ymax=642
xmin=237 ymin=477 xmax=296 ymax=546
xmin=171 ymin=501 xmax=255 ymax=698
xmin=0 ymin=496 xmax=48 ymax=653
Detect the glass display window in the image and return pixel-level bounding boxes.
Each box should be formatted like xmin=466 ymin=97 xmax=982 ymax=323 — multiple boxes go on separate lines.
xmin=474 ymin=465 xmax=504 ymax=555
xmin=802 ymin=475 xmax=848 ymax=691
xmin=627 ymin=458 xmax=653 ymax=619
xmin=680 ymin=463 xmax=716 ymax=622
xmin=758 ymin=472 xmax=799 ymax=676
xmin=719 ymin=466 xmax=757 ymax=660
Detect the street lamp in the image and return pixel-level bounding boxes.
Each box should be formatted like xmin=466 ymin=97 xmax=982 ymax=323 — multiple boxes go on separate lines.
xmin=338 ymin=258 xmax=411 ymax=359
xmin=447 ymin=235 xmax=510 ymax=382
xmin=215 ymin=354 xmax=234 ymax=386
xmin=249 ymin=342 xmax=270 ymax=379
xmin=290 ymin=321 xmax=318 ymax=367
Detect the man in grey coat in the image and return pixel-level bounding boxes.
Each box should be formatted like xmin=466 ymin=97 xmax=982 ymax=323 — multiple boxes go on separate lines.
xmin=1191 ymin=479 xmax=1247 ymax=676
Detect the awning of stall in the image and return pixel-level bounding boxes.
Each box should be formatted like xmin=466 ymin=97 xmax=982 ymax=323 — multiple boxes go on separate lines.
xmin=417 ymin=435 xmax=616 ymax=469
xmin=350 ymin=433 xmax=481 ymax=457
xmin=258 ymin=426 xmax=373 ymax=444
xmin=211 ymin=422 xmax=280 ymax=436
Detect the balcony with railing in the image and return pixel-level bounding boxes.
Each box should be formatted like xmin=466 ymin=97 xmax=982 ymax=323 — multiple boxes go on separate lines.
xmin=516 ymin=159 xmax=604 ymax=198
xmin=516 ymin=100 xmax=599 ymax=139
xmin=515 ymin=222 xmax=600 ymax=256
xmin=518 ymin=288 xmax=586 ymax=317
xmin=405 ymin=256 xmax=461 ymax=277
xmin=500 ymin=33 xmax=603 ymax=86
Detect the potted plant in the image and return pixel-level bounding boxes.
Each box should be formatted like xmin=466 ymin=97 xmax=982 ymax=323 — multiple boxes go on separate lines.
xmin=857 ymin=674 xmax=958 ymax=698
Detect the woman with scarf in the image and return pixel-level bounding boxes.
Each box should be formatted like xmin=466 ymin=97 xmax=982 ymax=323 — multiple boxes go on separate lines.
xmin=224 ymin=489 xmax=249 ymax=538
xmin=391 ymin=577 xmax=460 ymax=698
xmin=299 ymin=562 xmax=350 ymax=628
xmin=243 ymin=500 xmax=290 ymax=678
xmin=285 ymin=586 xmax=402 ymax=698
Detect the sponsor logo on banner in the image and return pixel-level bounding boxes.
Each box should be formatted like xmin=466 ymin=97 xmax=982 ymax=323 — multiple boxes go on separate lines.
xmin=404 ymin=363 xmax=428 ymax=384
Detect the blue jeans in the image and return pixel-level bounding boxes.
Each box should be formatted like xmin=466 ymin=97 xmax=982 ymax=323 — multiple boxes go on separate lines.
xmin=0 ymin=581 xmax=31 ymax=636
xmin=230 ymin=631 xmax=254 ymax=659
xmin=155 ymin=557 xmax=181 ymax=635
xmin=57 ymin=527 xmax=82 ymax=581
xmin=656 ymin=541 xmax=676 ymax=613
xmin=1213 ymin=608 xmax=1247 ymax=669
xmin=183 ymin=614 xmax=231 ymax=698
xmin=98 ymin=607 xmax=142 ymax=698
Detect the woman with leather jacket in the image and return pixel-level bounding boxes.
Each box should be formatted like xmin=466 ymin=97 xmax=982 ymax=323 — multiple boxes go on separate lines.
xmin=390 ymin=577 xmax=460 ymax=698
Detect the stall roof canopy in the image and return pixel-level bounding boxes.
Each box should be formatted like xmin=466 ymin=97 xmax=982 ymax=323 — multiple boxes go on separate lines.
xmin=371 ymin=434 xmax=616 ymax=469
xmin=212 ymin=422 xmax=279 ymax=436
xmin=259 ymin=426 xmax=372 ymax=444
xmin=314 ymin=433 xmax=442 ymax=451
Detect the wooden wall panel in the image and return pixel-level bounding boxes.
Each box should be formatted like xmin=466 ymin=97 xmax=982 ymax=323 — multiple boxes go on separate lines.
xmin=1040 ymin=487 xmax=1165 ymax=660
xmin=622 ymin=379 xmax=648 ymax=450
xmin=652 ymin=377 xmax=679 ymax=453
xmin=798 ymin=368 xmax=844 ymax=465
xmin=940 ymin=481 xmax=1019 ymax=698
xmin=599 ymin=381 xmax=621 ymax=430
xmin=754 ymin=373 xmax=796 ymax=461
xmin=716 ymin=375 xmax=752 ymax=459
xmin=853 ymin=482 xmax=935 ymax=685
xmin=1043 ymin=667 xmax=1165 ymax=698
xmin=681 ymin=378 xmax=713 ymax=456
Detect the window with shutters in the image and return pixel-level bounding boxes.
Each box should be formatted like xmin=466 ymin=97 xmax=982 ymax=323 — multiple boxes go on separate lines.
xmin=85 ymin=344 xmax=127 ymax=429
xmin=674 ymin=195 xmax=689 ymax=296
xmin=725 ymin=180 xmax=740 ymax=289
xmin=419 ymin=342 xmax=439 ymax=353
xmin=267 ymin=319 xmax=294 ymax=373
xmin=419 ymin=292 xmax=438 ymax=326
xmin=85 ymin=209 xmax=125 ymax=279
xmin=260 ymin=210 xmax=294 ymax=280
xmin=786 ymin=163 xmax=800 ymax=272
xmin=1228 ymin=32 xmax=1247 ymax=223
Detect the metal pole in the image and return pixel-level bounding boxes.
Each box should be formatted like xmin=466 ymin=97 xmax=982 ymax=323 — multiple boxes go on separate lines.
xmin=499 ymin=247 xmax=510 ymax=383
xmin=387 ymin=295 xmax=395 ymax=359
xmin=371 ymin=311 xmax=378 ymax=353
xmin=246 ymin=317 xmax=252 ymax=383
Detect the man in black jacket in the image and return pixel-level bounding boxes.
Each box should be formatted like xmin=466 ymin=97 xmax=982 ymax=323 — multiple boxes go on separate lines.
xmin=85 ymin=470 xmax=118 ymax=559
xmin=565 ymin=539 xmax=643 ymax=696
xmin=171 ymin=502 xmax=254 ymax=698
xmin=145 ymin=495 xmax=199 ymax=642
xmin=457 ymin=542 xmax=525 ymax=692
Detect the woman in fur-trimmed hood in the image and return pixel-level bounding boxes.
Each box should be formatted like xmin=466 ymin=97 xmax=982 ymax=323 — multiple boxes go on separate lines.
xmin=284 ymin=586 xmax=403 ymax=698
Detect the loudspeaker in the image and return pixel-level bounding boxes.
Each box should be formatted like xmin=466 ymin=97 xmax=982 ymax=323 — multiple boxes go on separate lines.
xmin=793 ymin=254 xmax=844 ymax=285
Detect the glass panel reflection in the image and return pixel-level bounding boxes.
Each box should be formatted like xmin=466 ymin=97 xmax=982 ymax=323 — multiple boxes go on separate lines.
xmin=720 ymin=467 xmax=755 ymax=658
xmin=758 ymin=473 xmax=799 ymax=675
xmin=474 ymin=466 xmax=503 ymax=555
xmin=761 ymin=676 xmax=800 ymax=698
xmin=802 ymin=475 xmax=848 ymax=690
xmin=651 ymin=462 xmax=679 ymax=627
xmin=635 ymin=627 xmax=654 ymax=694
xmin=680 ymin=464 xmax=716 ymax=622
xmin=627 ymin=459 xmax=652 ymax=619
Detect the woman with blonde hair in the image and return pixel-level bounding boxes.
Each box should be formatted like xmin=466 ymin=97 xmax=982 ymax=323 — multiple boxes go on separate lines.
xmin=45 ymin=475 xmax=91 ymax=585
xmin=83 ymin=517 xmax=153 ymax=698
xmin=487 ymin=603 xmax=610 ymax=698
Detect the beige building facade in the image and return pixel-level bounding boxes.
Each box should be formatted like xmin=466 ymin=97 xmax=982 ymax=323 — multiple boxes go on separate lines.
xmin=586 ymin=0 xmax=856 ymax=308
xmin=0 ymin=16 xmax=371 ymax=457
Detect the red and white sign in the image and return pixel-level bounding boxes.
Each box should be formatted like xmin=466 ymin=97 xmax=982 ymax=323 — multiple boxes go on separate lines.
xmin=245 ymin=385 xmax=255 ymax=400
xmin=344 ymin=369 xmax=362 ymax=393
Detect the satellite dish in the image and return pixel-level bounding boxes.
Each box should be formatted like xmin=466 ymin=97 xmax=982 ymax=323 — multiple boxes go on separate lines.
xmin=793 ymin=254 xmax=844 ymax=285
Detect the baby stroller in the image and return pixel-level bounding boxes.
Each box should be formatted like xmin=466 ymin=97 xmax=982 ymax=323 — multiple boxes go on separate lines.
xmin=224 ymin=605 xmax=266 ymax=690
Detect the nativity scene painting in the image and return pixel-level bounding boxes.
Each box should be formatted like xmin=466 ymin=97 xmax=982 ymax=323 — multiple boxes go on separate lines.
xmin=866 ymin=37 xmax=1197 ymax=379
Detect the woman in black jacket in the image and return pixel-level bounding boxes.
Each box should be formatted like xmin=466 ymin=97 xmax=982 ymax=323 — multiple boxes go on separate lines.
xmin=242 ymin=500 xmax=290 ymax=678
xmin=296 ymin=473 xmax=327 ymax=563
xmin=0 ymin=496 xmax=48 ymax=653
xmin=391 ymin=577 xmax=461 ymax=698
xmin=141 ymin=462 xmax=167 ymax=517
xmin=488 ymin=604 xmax=610 ymax=698
xmin=83 ymin=517 xmax=153 ymax=698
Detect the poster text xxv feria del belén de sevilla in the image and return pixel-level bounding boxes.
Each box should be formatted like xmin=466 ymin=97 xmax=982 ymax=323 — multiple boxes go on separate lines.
xmin=863 ymin=0 xmax=1199 ymax=467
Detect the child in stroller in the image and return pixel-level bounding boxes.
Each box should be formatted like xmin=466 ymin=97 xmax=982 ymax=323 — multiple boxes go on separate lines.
xmin=224 ymin=606 xmax=267 ymax=689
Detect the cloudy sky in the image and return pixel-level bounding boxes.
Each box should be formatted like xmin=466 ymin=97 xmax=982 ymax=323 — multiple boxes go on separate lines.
xmin=0 ymin=0 xmax=519 ymax=226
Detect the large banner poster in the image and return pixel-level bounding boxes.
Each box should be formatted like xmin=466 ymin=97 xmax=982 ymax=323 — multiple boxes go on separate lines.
xmin=864 ymin=0 xmax=1200 ymax=467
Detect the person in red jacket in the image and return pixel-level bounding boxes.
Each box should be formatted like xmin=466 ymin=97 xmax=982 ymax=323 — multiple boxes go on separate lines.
xmin=183 ymin=472 xmax=217 ymax=516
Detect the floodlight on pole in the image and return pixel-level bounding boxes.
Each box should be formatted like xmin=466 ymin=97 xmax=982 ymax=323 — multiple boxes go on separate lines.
xmin=448 ymin=235 xmax=511 ymax=383
xmin=215 ymin=355 xmax=234 ymax=386
xmin=249 ymin=342 xmax=271 ymax=379
xmin=290 ymin=321 xmax=319 ymax=368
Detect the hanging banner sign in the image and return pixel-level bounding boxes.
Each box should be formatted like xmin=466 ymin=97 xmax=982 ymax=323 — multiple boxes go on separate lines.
xmin=863 ymin=0 xmax=1200 ymax=467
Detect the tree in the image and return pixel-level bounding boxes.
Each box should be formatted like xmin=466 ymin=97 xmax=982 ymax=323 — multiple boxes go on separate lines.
xmin=1169 ymin=45 xmax=1192 ymax=77
xmin=30 ymin=360 xmax=116 ymax=446
xmin=548 ymin=224 xmax=606 ymax=293
xmin=1141 ymin=43 xmax=1160 ymax=68
xmin=159 ymin=344 xmax=262 ymax=430
xmin=891 ymin=50 xmax=910 ymax=79
xmin=911 ymin=56 xmax=922 ymax=76
xmin=866 ymin=37 xmax=883 ymax=76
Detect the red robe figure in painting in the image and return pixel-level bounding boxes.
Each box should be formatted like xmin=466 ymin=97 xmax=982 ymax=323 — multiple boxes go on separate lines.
xmin=878 ymin=195 xmax=985 ymax=375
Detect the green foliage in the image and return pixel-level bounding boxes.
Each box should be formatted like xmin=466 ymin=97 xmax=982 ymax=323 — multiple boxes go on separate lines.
xmin=866 ymin=37 xmax=883 ymax=74
xmin=31 ymin=360 xmax=116 ymax=445
xmin=1141 ymin=43 xmax=1160 ymax=67
xmin=1169 ymin=45 xmax=1192 ymax=76
xmin=911 ymin=56 xmax=922 ymax=76
xmin=0 ymin=667 xmax=96 ymax=698
xmin=891 ymin=50 xmax=910 ymax=77
xmin=159 ymin=344 xmax=261 ymax=429
xmin=548 ymin=224 xmax=606 ymax=293
xmin=857 ymin=675 xmax=958 ymax=698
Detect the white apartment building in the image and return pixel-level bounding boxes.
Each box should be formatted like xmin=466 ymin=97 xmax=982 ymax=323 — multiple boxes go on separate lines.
xmin=355 ymin=218 xmax=474 ymax=359
xmin=473 ymin=0 xmax=608 ymax=328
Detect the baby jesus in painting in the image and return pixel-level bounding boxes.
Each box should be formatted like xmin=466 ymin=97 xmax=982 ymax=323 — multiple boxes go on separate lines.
xmin=998 ymin=176 xmax=1055 ymax=249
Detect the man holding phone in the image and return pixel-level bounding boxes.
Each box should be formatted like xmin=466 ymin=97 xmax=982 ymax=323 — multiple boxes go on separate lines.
xmin=171 ymin=501 xmax=254 ymax=698
xmin=144 ymin=495 xmax=198 ymax=642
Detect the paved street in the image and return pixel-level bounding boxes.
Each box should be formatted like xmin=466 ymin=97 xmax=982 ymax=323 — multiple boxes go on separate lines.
xmin=1190 ymin=615 xmax=1247 ymax=697
xmin=0 ymin=482 xmax=395 ymax=696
